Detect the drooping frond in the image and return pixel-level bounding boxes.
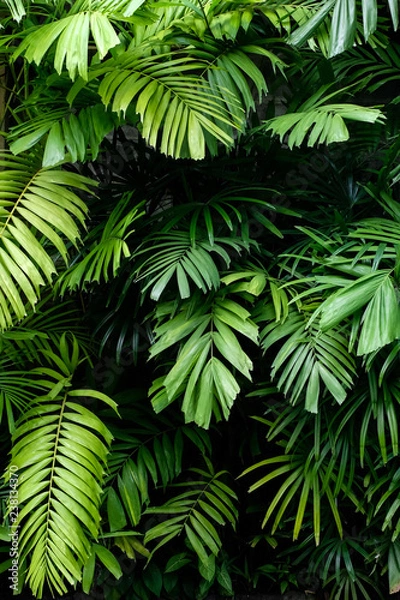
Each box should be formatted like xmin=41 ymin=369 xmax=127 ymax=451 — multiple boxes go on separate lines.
xmin=241 ymin=404 xmax=359 ymax=544
xmin=102 ymin=391 xmax=211 ymax=533
xmin=0 ymin=295 xmax=91 ymax=376
xmin=134 ymin=232 xmax=249 ymax=301
xmin=12 ymin=0 xmax=154 ymax=79
xmin=95 ymin=50 xmax=239 ymax=159
xmin=286 ymin=0 xmax=398 ymax=56
xmin=260 ymin=305 xmax=356 ymax=412
xmin=263 ymin=101 xmax=384 ymax=149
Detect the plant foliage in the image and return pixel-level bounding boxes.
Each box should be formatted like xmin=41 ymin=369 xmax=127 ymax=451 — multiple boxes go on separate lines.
xmin=1 ymin=0 xmax=400 ymax=599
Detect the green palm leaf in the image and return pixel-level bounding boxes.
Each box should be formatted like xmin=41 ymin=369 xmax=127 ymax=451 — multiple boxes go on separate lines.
xmin=318 ymin=269 xmax=400 ymax=355
xmin=261 ymin=307 xmax=356 ymax=411
xmin=9 ymin=104 xmax=117 ymax=167
xmin=130 ymin=0 xmax=253 ymax=46
xmin=149 ymin=291 xmax=258 ymax=427
xmin=242 ymin=408 xmax=359 ymax=544
xmin=144 ymin=462 xmax=238 ymax=565
xmin=4 ymin=0 xmax=25 ymax=21
xmin=12 ymin=0 xmax=137 ymax=80
xmin=134 ymin=232 xmax=230 ymax=301
xmin=59 ymin=194 xmax=144 ymax=292
xmin=104 ymin=393 xmax=211 ymax=534
xmin=287 ymin=0 xmax=398 ymax=55
xmin=95 ymin=50 xmax=239 ymax=159
xmin=0 ymin=365 xmax=50 ymax=434
xmin=0 ymin=152 xmax=95 ymax=329
xmin=264 ymin=102 xmax=384 ymax=149
xmin=185 ymin=36 xmax=282 ymax=136
xmin=6 ymin=340 xmax=118 ymax=598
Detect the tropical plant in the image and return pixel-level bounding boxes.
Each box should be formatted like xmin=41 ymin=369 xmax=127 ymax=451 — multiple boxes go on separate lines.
xmin=1 ymin=0 xmax=400 ymax=599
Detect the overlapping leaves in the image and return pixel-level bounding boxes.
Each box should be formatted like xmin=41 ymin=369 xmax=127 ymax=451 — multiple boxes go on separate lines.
xmin=147 ymin=186 xmax=294 ymax=246
xmin=103 ymin=393 xmax=211 ymax=532
xmin=96 ymin=50 xmax=238 ymax=159
xmin=134 ymin=231 xmax=250 ymax=301
xmin=9 ymin=104 xmax=117 ymax=167
xmin=12 ymin=0 xmax=152 ymax=80
xmin=318 ymin=269 xmax=400 ymax=355
xmin=264 ymin=100 xmax=384 ymax=149
xmin=188 ymin=35 xmax=283 ymax=138
xmin=287 ymin=0 xmax=399 ymax=55
xmin=59 ymin=194 xmax=144 ymax=293
xmin=243 ymin=404 xmax=359 ymax=544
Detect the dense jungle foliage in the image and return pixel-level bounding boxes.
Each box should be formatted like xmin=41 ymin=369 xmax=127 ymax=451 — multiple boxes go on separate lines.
xmin=1 ymin=0 xmax=400 ymax=598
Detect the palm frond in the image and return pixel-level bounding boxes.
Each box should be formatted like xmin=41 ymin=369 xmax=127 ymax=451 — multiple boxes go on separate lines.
xmin=7 ymin=295 xmax=91 ymax=361
xmin=260 ymin=305 xmax=356 ymax=412
xmin=130 ymin=0 xmax=255 ymax=46
xmin=0 ymin=363 xmax=49 ymax=434
xmin=59 ymin=194 xmax=144 ymax=293
xmin=262 ymin=0 xmax=332 ymax=54
xmin=95 ymin=50 xmax=238 ymax=159
xmin=0 ymin=152 xmax=95 ymax=328
xmin=264 ymin=101 xmax=384 ymax=149
xmin=149 ymin=290 xmax=258 ymax=428
xmin=134 ymin=232 xmax=248 ymax=301
xmin=12 ymin=0 xmax=146 ymax=80
xmin=143 ymin=185 xmax=293 ymax=246
xmin=332 ymin=44 xmax=400 ymax=94
xmin=286 ymin=0 xmax=396 ymax=56
xmin=186 ymin=36 xmax=282 ymax=137
xmin=101 ymin=391 xmax=211 ymax=532
xmin=9 ymin=104 xmax=117 ymax=167
xmin=5 ymin=336 xmax=118 ymax=598
xmin=318 ymin=269 xmax=400 ymax=356
xmin=144 ymin=461 xmax=238 ymax=565
xmin=242 ymin=405 xmax=361 ymax=544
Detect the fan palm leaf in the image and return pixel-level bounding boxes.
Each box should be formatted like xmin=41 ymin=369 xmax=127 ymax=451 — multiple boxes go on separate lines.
xmin=260 ymin=306 xmax=356 ymax=412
